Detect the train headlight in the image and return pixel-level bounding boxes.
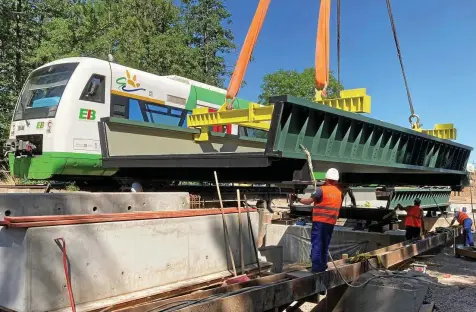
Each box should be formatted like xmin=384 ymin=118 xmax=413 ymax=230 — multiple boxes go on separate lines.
xmin=47 ymin=120 xmax=53 ymax=133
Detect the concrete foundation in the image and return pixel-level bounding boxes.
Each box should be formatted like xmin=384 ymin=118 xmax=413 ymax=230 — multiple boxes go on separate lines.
xmin=0 ymin=211 xmax=258 ymax=311
xmin=265 ymin=224 xmax=406 ymax=264
xmin=0 ymin=192 xmax=190 ymax=219
xmin=333 ymin=270 xmax=430 ymax=312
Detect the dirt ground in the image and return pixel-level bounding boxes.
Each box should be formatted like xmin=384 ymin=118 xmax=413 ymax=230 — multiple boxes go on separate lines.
xmin=296 ymin=243 xmax=476 ymax=312
xmin=422 ymin=245 xmax=476 ymax=312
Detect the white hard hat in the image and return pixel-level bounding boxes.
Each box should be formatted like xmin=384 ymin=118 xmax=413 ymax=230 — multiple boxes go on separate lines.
xmin=325 ymin=168 xmax=339 ymax=181
xmin=131 ymin=182 xmax=143 ymax=192
xmin=454 ymin=207 xmax=460 ymax=212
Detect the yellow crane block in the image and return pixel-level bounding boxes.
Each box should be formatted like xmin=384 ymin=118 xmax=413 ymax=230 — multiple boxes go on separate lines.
xmin=314 ymin=88 xmax=371 ymax=113
xmin=415 ymin=123 xmax=457 ymax=140
xmin=187 ymin=104 xmax=273 ymax=141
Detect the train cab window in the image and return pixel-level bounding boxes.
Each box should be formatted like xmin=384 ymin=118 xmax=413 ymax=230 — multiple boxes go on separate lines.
xmin=80 ymin=74 xmax=105 ymax=103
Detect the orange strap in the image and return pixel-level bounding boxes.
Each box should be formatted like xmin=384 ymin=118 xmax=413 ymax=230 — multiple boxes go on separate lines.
xmin=225 ymin=0 xmax=271 ymax=104
xmin=315 ymin=0 xmax=331 ymax=92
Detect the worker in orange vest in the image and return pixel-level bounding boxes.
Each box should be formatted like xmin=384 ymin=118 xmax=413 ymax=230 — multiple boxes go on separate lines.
xmin=450 ymin=207 xmax=474 ymax=246
xmin=295 ymin=168 xmax=343 ymax=273
xmin=396 ymin=198 xmax=425 ymax=240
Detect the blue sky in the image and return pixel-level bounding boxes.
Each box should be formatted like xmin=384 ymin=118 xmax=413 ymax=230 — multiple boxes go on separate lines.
xmin=222 ymin=0 xmax=476 ymax=160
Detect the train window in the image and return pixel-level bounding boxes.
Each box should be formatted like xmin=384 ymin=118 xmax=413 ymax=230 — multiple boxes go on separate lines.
xmin=80 ymin=74 xmax=105 ymax=103
xmin=125 ymin=99 xmax=189 ymax=128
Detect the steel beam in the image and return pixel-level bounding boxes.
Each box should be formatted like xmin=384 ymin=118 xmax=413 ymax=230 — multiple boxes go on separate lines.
xmin=388 ymin=188 xmax=451 ymax=210
xmin=266 ymin=95 xmax=471 ymax=174
xmin=106 ymin=230 xmax=456 ymax=312
xmin=99 ymin=95 xmax=472 ymax=187
xmin=170 ymin=230 xmax=456 ymax=312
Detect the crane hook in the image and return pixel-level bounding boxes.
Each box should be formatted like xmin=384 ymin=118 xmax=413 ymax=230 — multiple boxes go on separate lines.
xmin=409 ymin=114 xmax=421 ymax=130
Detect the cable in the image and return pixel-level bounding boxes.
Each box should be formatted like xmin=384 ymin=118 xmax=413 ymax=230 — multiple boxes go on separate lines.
xmin=54 ymin=238 xmax=76 ymax=312
xmin=428 ymin=187 xmax=451 ymax=226
xmin=336 ymin=0 xmax=341 ymax=90
xmin=328 ymin=252 xmax=450 ymax=289
xmin=385 ymin=0 xmax=417 ymax=127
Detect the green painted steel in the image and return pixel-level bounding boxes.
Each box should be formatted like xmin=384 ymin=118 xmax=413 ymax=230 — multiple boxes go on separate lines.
xmin=388 ymin=188 xmax=451 ymax=209
xmin=185 ymin=86 xmax=253 ymax=111
xmin=267 ymin=95 xmax=472 ymax=174
xmin=8 ymin=152 xmax=117 ymax=180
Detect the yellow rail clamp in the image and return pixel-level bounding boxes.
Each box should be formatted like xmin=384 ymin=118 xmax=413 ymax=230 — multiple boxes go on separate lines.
xmin=419 ymin=123 xmax=457 ymax=140
xmin=188 ymin=104 xmax=273 ymax=141
xmin=314 ymin=88 xmax=371 ymax=114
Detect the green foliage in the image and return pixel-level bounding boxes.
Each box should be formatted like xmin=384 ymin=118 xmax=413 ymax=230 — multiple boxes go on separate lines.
xmin=0 ymin=0 xmax=44 ymax=140
xmin=258 ymin=67 xmax=343 ymax=104
xmin=65 ymin=181 xmax=80 ymax=192
xmin=181 ymin=0 xmax=235 ymax=87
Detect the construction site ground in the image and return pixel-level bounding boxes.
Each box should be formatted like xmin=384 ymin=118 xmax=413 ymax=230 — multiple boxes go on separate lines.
xmin=296 ymin=239 xmax=476 ymax=312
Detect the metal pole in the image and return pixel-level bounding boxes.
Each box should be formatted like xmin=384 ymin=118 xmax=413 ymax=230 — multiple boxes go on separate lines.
xmin=214 ymin=171 xmax=237 ymax=277
xmin=243 ymin=194 xmax=261 ymax=276
xmin=237 ymin=189 xmax=245 ymax=275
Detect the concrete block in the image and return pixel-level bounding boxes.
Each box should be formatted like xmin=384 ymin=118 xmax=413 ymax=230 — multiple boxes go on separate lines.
xmin=258 ymin=245 xmax=283 ymax=273
xmin=0 ymin=211 xmax=258 ymax=311
xmin=265 ymin=224 xmax=406 ymax=264
xmin=333 ymin=271 xmax=429 ymax=312
xmin=0 ymin=192 xmax=190 ymax=219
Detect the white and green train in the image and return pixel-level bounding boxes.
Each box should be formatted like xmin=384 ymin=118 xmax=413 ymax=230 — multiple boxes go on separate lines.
xmin=5 ymin=57 xmax=258 ymax=180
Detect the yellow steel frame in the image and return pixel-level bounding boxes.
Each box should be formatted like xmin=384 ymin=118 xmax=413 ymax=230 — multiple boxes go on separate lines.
xmin=413 ymin=123 xmax=457 ymax=140
xmin=187 ymin=88 xmax=372 ymax=141
xmin=314 ymin=88 xmax=371 ymax=113
xmin=187 ymin=88 xmax=456 ymax=141
xmin=188 ymin=104 xmax=273 ymax=141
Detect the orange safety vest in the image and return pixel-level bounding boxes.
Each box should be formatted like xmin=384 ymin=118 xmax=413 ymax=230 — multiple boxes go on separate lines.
xmin=457 ymin=212 xmax=470 ymax=224
xmin=312 ymin=185 xmax=343 ymax=225
xmin=404 ymin=205 xmax=422 ymax=228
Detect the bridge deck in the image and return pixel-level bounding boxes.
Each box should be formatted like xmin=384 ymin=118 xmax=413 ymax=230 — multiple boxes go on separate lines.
xmin=98 ymin=95 xmax=472 ymax=187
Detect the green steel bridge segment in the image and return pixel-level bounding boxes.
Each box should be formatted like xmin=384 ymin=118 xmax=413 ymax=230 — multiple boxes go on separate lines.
xmin=99 ymin=95 xmax=472 ymax=188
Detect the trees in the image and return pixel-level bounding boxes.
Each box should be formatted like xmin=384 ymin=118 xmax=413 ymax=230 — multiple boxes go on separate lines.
xmin=258 ymin=67 xmax=343 ymax=104
xmin=0 ymin=0 xmax=44 ymax=137
xmin=181 ymin=0 xmax=235 ymax=87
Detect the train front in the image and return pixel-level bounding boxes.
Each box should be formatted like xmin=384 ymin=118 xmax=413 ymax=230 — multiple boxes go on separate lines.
xmin=4 ymin=62 xmax=78 ymax=178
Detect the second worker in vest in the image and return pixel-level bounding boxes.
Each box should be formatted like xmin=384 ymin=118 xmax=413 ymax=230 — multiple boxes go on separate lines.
xmin=450 ymin=208 xmax=474 ymax=247
xmin=395 ymin=198 xmax=425 ymax=240
xmin=296 ymin=168 xmax=343 ymax=273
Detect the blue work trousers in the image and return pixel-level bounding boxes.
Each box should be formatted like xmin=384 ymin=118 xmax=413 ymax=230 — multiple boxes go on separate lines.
xmin=463 ymin=218 xmax=474 ymax=247
xmin=311 ymin=221 xmax=335 ymax=273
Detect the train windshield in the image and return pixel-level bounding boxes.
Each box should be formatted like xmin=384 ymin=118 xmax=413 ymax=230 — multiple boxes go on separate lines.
xmin=13 ymin=62 xmax=78 ymax=121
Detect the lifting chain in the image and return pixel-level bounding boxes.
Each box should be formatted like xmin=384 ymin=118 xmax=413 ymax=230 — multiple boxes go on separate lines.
xmin=385 ymin=0 xmax=420 ymax=129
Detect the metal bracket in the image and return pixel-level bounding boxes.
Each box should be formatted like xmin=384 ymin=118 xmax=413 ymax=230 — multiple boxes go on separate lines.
xmin=314 ymin=88 xmax=371 ymax=113
xmin=413 ymin=123 xmax=457 ymax=140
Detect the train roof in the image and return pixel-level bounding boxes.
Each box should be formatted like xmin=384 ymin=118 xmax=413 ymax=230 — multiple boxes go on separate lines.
xmin=39 ymin=57 xmax=227 ymax=93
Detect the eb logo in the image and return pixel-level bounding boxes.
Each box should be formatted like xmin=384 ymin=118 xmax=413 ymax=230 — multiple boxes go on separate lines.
xmin=79 ymin=108 xmax=96 ymax=121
